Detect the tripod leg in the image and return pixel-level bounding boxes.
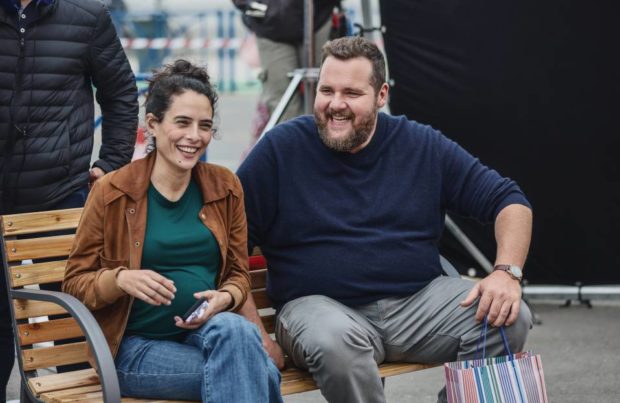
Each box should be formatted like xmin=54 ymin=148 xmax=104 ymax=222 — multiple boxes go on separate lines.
xmin=259 ymin=70 xmax=305 ymax=139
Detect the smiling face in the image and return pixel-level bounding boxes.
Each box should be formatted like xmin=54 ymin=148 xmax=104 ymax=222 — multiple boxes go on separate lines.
xmin=314 ymin=56 xmax=388 ymax=153
xmin=146 ymin=90 xmax=214 ymax=175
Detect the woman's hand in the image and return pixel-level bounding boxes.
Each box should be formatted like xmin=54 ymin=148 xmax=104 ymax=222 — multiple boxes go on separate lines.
xmin=116 ymin=269 xmax=176 ymax=306
xmin=174 ymin=290 xmax=233 ymax=330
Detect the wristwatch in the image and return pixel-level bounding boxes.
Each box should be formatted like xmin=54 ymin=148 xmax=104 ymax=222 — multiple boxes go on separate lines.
xmin=493 ymin=264 xmax=523 ymax=282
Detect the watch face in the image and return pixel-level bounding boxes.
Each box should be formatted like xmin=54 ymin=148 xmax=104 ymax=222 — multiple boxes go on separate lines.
xmin=509 ymin=266 xmax=523 ymax=278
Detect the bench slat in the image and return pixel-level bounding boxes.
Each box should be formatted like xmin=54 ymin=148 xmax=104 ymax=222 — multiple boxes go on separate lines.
xmin=378 ymin=361 xmax=438 ymax=377
xmin=250 ymin=269 xmax=266 ymax=289
xmin=28 ymin=368 xmax=99 ymax=395
xmin=1 ymin=208 xmax=82 ymax=237
xmin=14 ymin=299 xmax=67 ymax=320
xmin=10 ymin=260 xmax=67 ymax=287
xmin=261 ymin=314 xmax=275 ymax=334
xmin=41 ymin=385 xmax=193 ymax=403
xmin=5 ymin=234 xmax=75 ymax=262
xmin=120 ymin=399 xmax=187 ymax=402
xmin=280 ymin=363 xmax=438 ymax=382
xmin=118 ymin=399 xmax=191 ymax=402
xmin=281 ymin=377 xmax=319 ymax=395
xmin=281 ymin=367 xmax=314 ymax=382
xmin=119 ymin=399 xmax=192 ymax=402
xmin=39 ymin=384 xmax=103 ymax=403
xmin=279 ymin=362 xmax=439 ymax=395
xmin=252 ymin=289 xmax=272 ymax=309
xmin=22 ymin=342 xmax=88 ymax=371
xmin=18 ymin=317 xmax=84 ymax=346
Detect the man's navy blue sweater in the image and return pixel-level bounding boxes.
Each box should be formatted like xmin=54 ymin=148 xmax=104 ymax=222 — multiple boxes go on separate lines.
xmin=237 ymin=113 xmax=530 ymax=309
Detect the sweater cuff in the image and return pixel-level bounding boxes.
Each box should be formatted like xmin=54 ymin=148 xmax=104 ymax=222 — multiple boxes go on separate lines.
xmin=96 ymin=267 xmax=128 ymax=304
xmin=219 ymin=284 xmax=245 ymax=312
xmin=92 ymin=159 xmax=113 ymax=174
xmin=493 ymin=198 xmax=532 ymax=220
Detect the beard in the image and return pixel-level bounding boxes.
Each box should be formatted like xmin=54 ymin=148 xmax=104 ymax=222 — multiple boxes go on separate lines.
xmin=315 ymin=106 xmax=377 ymax=153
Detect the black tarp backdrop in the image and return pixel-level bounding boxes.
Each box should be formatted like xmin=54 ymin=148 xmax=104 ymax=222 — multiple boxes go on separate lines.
xmin=379 ymin=0 xmax=620 ymax=284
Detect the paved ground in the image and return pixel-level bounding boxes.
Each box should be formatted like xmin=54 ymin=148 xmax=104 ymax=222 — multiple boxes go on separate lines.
xmin=7 ymin=92 xmax=620 ymax=401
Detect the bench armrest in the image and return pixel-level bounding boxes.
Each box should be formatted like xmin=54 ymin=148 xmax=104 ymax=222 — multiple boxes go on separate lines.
xmin=11 ymin=288 xmax=121 ymax=403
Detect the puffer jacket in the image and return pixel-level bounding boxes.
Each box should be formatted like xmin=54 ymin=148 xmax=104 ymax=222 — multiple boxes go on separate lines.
xmin=62 ymin=151 xmax=251 ymax=358
xmin=0 ymin=0 xmax=138 ymax=213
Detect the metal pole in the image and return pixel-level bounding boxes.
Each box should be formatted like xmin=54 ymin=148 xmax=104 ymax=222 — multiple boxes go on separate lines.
xmin=444 ymin=215 xmax=494 ymax=273
xmin=522 ymin=285 xmax=620 ymax=301
xmin=259 ymin=70 xmax=306 ymax=140
xmin=302 ymin=0 xmax=315 ymax=114
xmin=361 ymin=0 xmax=374 ymax=40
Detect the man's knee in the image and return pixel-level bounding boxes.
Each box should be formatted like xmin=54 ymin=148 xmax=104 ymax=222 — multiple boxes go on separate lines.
xmin=295 ymin=324 xmax=382 ymax=396
xmin=306 ymin=320 xmax=371 ymax=360
xmin=278 ymin=296 xmax=381 ymax=369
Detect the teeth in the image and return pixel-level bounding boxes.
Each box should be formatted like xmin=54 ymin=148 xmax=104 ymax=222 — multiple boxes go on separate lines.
xmin=177 ymin=145 xmax=198 ymax=153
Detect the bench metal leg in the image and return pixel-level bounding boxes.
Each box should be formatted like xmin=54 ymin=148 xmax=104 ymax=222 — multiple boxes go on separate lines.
xmin=381 ymin=377 xmax=385 ymax=388
xmin=20 ymin=380 xmax=36 ymax=403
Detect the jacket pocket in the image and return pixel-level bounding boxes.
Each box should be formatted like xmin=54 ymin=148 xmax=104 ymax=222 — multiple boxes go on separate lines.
xmin=99 ymin=253 xmax=129 ymax=270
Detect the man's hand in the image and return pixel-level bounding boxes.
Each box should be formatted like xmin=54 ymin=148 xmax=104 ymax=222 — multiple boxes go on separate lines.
xmin=89 ymin=167 xmax=106 ymax=186
xmin=263 ymin=337 xmax=285 ymax=369
xmin=116 ymin=269 xmax=176 ymax=306
xmin=460 ymin=271 xmax=522 ymax=327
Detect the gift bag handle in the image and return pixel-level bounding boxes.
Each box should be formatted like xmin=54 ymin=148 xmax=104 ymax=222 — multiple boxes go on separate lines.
xmin=475 ymin=316 xmax=514 ymax=362
xmin=473 ymin=318 xmax=529 ymax=403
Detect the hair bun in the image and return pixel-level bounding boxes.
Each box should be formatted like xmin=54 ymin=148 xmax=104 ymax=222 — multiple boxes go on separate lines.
xmin=169 ymin=59 xmax=210 ymax=84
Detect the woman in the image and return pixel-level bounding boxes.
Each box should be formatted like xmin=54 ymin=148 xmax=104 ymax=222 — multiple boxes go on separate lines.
xmin=63 ymin=60 xmax=282 ymax=402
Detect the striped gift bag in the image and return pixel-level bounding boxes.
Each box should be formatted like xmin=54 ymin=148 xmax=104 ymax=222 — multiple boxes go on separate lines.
xmin=444 ymin=318 xmax=548 ymax=403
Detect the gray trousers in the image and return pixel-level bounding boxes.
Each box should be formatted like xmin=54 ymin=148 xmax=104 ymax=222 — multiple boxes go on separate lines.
xmin=275 ymin=276 xmax=532 ymax=403
xmin=256 ymin=20 xmax=332 ymax=121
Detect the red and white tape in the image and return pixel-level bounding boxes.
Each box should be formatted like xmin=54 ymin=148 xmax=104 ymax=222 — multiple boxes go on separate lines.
xmin=120 ymin=37 xmax=242 ymax=50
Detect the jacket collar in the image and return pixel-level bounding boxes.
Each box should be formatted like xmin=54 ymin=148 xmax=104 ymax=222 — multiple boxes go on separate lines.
xmin=0 ymin=0 xmax=54 ymax=13
xmin=1 ymin=0 xmax=56 ymax=24
xmin=108 ymin=151 xmax=239 ymax=205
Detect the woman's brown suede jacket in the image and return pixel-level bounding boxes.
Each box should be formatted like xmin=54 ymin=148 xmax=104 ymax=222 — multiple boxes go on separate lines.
xmin=62 ymin=152 xmax=250 ymax=358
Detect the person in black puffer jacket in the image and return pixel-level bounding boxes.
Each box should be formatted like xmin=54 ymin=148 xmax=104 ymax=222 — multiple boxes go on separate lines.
xmin=0 ymin=0 xmax=138 ymax=214
xmin=0 ymin=0 xmax=138 ymax=399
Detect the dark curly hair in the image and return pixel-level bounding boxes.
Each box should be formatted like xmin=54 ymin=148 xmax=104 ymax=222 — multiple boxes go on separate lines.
xmin=144 ymin=60 xmax=219 ymax=151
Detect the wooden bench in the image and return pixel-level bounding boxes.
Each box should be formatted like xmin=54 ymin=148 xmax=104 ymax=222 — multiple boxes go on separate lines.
xmin=1 ymin=208 xmax=439 ymax=402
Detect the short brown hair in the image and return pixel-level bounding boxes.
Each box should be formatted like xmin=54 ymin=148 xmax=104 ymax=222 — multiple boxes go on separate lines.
xmin=320 ymin=36 xmax=386 ymax=93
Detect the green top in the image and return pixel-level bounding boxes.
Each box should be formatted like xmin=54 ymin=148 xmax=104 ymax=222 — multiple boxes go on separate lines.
xmin=125 ymin=180 xmax=221 ymax=340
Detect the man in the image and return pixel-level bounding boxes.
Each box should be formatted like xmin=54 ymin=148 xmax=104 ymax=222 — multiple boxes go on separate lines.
xmin=0 ymin=0 xmax=138 ymax=398
xmin=237 ymin=36 xmax=532 ymax=403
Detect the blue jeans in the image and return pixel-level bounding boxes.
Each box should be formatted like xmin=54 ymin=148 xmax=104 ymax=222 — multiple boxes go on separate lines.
xmin=115 ymin=312 xmax=283 ymax=402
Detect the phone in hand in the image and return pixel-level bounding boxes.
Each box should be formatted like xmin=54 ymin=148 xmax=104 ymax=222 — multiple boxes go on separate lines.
xmin=182 ymin=298 xmax=209 ymax=322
